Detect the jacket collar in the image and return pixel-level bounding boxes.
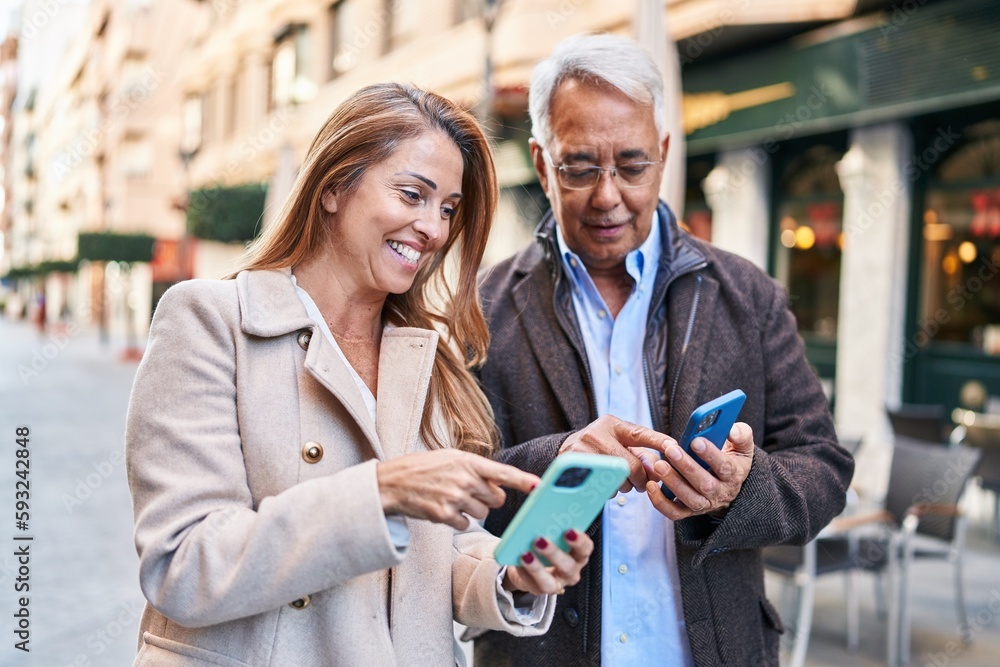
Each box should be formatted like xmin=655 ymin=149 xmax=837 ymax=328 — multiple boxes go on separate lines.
xmin=235 ymin=267 xmax=439 ymax=461
xmin=531 ymin=200 xmax=708 ymax=281
xmin=236 ymin=267 xmax=315 ymax=338
xmin=514 ymin=201 xmax=713 ymax=434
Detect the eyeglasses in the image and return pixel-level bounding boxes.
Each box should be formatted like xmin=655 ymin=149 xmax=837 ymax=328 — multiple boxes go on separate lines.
xmin=542 ymin=149 xmax=662 ymax=191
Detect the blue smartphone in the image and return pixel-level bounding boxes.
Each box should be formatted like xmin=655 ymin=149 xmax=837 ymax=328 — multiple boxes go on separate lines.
xmin=494 ymin=453 xmax=629 ymax=566
xmin=661 ymin=389 xmax=746 ymax=500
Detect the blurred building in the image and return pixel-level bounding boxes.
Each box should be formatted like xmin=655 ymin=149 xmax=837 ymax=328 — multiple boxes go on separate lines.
xmin=6 ymin=0 xmax=199 ymax=339
xmin=2 ymin=0 xmax=999 ymax=483
xmin=0 ymin=34 xmax=16 ymax=282
xmin=677 ymin=0 xmax=1000 ymax=486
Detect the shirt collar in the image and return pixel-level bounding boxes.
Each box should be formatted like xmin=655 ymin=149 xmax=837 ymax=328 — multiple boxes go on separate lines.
xmin=554 ymin=210 xmax=662 ymax=288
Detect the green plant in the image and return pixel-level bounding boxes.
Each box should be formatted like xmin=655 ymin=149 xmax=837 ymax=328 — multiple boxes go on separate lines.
xmin=186 ymin=183 xmax=268 ymax=243
xmin=77 ymin=232 xmax=156 ymax=263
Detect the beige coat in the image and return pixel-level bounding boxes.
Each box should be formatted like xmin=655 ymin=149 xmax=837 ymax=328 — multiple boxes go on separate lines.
xmin=125 ymin=268 xmax=552 ymax=667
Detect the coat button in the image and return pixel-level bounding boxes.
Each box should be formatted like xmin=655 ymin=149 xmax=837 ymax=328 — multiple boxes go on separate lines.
xmin=302 ymin=442 xmax=323 ymax=463
xmin=289 ymin=595 xmax=310 ymax=610
xmin=297 ymin=330 xmax=312 ymax=350
xmin=562 ymin=607 xmax=580 ymax=627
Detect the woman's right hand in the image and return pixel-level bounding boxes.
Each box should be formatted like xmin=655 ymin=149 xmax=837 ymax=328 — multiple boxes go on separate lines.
xmin=377 ymin=449 xmax=539 ymax=530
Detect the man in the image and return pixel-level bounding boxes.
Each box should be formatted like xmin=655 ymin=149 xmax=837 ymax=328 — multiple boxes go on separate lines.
xmin=474 ymin=34 xmax=854 ymax=666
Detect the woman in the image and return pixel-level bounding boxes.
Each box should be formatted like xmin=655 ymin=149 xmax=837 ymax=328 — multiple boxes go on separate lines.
xmin=125 ymin=83 xmax=592 ymax=666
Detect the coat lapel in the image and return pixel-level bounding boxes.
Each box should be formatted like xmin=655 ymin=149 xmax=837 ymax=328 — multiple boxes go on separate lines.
xmin=511 ymin=265 xmax=592 ymax=430
xmin=375 ymin=327 xmax=438 ymax=459
xmin=301 ymin=332 xmax=385 ymax=459
xmin=237 ymin=268 xmax=385 ymax=458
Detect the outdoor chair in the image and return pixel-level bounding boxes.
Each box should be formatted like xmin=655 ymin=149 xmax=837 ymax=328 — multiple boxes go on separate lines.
xmin=887 ymin=403 xmax=953 ymax=444
xmin=952 ymin=408 xmax=1000 ymax=540
xmin=829 ymin=436 xmax=982 ymax=666
xmin=762 ymin=436 xmax=863 ymax=667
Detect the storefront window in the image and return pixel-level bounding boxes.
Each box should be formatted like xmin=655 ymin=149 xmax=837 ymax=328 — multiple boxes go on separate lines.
xmin=920 ymin=119 xmax=1000 ymax=354
xmin=772 ymin=143 xmax=845 ymax=343
xmin=683 ymin=156 xmax=714 ymax=242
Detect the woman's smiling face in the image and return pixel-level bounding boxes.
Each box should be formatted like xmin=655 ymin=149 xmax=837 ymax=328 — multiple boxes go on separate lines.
xmin=321 ymin=130 xmax=464 ymax=298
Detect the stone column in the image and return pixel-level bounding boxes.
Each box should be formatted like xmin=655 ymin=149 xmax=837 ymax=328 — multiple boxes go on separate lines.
xmin=703 ymin=147 xmax=771 ymax=270
xmin=835 ymin=123 xmax=913 ymax=494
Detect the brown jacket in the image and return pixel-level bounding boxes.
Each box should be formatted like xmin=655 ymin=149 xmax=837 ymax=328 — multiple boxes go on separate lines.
xmin=473 ymin=203 xmax=854 ymax=666
xmin=125 ymin=268 xmax=553 ymax=667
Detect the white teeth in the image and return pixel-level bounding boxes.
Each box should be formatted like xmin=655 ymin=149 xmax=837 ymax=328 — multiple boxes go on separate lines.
xmin=388 ymin=240 xmax=421 ymax=263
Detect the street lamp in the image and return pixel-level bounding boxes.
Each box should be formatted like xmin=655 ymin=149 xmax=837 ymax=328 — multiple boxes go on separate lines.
xmin=476 ymin=0 xmax=503 ymax=136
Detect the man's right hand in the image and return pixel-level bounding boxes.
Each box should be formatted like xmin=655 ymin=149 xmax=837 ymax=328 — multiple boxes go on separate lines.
xmin=558 ymin=415 xmax=677 ymax=493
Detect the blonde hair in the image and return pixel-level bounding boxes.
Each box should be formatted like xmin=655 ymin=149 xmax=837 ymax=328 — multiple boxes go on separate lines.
xmin=232 ymin=83 xmax=498 ymax=456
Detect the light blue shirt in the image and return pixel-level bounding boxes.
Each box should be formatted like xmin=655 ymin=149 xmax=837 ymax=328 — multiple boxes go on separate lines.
xmin=556 ymin=214 xmax=693 ymax=667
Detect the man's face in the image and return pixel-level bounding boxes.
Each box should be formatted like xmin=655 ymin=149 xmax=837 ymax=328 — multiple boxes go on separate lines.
xmin=531 ymin=78 xmax=668 ymax=273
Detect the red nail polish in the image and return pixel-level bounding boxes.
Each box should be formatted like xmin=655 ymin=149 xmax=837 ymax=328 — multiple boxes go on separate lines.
xmin=535 ymin=537 xmax=549 ymax=550
xmin=530 ymin=483 xmax=537 ymax=492
xmin=566 ymin=529 xmax=578 ymax=542
xmin=522 ymin=552 xmax=535 ymax=564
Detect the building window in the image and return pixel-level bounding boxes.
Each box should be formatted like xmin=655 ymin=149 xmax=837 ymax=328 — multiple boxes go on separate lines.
xmin=121 ymin=136 xmax=153 ymax=178
xmin=202 ymin=88 xmax=215 ymax=145
xmin=683 ymin=156 xmax=714 ymax=242
xmin=772 ymin=142 xmax=846 ymax=345
xmin=271 ymin=24 xmax=315 ymax=109
xmin=181 ymin=95 xmax=202 ymax=157
xmin=920 ymin=118 xmax=1000 ymax=354
xmin=453 ymin=0 xmax=479 ymax=25
xmin=387 ymin=0 xmax=421 ymax=52
xmin=329 ymin=0 xmax=358 ymax=80
xmin=226 ymin=68 xmax=239 ymax=137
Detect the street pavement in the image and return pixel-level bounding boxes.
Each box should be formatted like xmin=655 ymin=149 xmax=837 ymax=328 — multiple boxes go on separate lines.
xmin=2 ymin=313 xmax=998 ymax=667
xmin=1 ymin=316 xmax=143 ymax=667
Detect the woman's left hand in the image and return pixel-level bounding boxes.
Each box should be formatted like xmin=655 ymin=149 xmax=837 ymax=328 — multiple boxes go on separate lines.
xmin=501 ymin=529 xmax=593 ymax=596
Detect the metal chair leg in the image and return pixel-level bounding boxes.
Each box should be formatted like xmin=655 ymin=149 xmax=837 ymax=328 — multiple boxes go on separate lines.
xmin=887 ymin=534 xmax=901 ymax=667
xmin=846 ymin=569 xmax=859 ymax=652
xmin=994 ymin=493 xmax=999 ymax=543
xmin=874 ymin=571 xmax=888 ymax=619
xmin=954 ymin=517 xmax=971 ymax=645
xmin=845 ymin=530 xmax=861 ymax=653
xmin=899 ymin=520 xmax=917 ymax=666
xmin=789 ymin=541 xmax=817 ymax=667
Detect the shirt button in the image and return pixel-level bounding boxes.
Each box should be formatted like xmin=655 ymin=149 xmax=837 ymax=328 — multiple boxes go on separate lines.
xmin=618 ymin=564 xmax=628 ymax=575
xmin=616 ymin=495 xmax=627 ymax=506
xmin=569 ymin=258 xmax=577 ymax=267
xmin=639 ymin=285 xmax=645 ymax=293
xmin=614 ymin=366 xmax=622 ymax=375
xmin=597 ymin=309 xmax=607 ymax=319
xmin=619 ymin=633 xmax=628 ymax=643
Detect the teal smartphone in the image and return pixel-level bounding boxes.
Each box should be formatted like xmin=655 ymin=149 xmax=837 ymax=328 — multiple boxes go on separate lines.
xmin=662 ymin=389 xmax=746 ymax=500
xmin=493 ymin=453 xmax=629 ymax=566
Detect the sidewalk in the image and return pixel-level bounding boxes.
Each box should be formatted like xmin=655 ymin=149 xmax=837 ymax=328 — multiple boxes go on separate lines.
xmin=1 ymin=316 xmax=145 ymax=666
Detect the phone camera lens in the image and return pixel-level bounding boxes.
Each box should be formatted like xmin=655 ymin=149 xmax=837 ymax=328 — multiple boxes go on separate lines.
xmin=697 ymin=410 xmax=720 ymax=433
xmin=554 ymin=467 xmax=592 ymax=488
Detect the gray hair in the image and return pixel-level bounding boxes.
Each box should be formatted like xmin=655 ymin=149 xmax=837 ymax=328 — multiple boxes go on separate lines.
xmin=528 ymin=33 xmax=666 ymax=148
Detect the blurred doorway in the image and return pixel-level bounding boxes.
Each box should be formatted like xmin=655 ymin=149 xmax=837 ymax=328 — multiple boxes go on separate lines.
xmin=907 ymin=109 xmax=1000 ymax=414
xmin=770 ymin=134 xmax=848 ymax=397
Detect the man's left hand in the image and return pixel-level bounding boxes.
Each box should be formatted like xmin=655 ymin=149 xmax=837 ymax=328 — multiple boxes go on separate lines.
xmin=642 ymin=422 xmax=755 ymax=520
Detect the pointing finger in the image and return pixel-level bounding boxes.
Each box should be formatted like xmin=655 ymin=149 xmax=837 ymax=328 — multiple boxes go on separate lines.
xmin=473 ymin=458 xmax=539 ymax=494
xmin=613 ymin=421 xmax=675 ymax=455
